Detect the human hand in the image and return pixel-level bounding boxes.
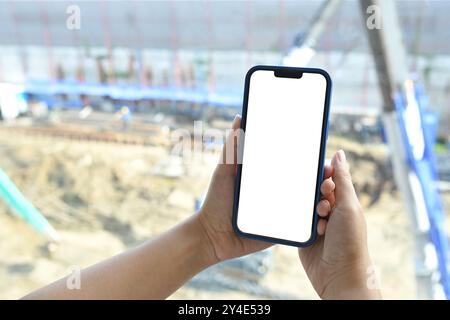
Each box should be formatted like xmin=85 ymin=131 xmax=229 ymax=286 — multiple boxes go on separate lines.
xmin=299 ymin=150 xmax=381 ymax=299
xmin=197 ymin=115 xmax=271 ymax=264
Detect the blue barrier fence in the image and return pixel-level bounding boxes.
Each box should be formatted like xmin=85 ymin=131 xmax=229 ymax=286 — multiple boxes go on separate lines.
xmin=394 ymin=83 xmax=450 ymax=298
xmin=23 ymin=80 xmax=243 ymax=109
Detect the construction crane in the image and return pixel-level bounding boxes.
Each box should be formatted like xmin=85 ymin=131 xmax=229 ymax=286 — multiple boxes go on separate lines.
xmin=283 ymin=0 xmax=342 ymax=67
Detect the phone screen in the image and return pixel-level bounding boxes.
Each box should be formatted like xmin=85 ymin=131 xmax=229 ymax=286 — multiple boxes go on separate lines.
xmin=235 ymin=67 xmax=330 ymax=245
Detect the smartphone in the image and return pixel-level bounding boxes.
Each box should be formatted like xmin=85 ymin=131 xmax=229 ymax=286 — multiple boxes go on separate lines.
xmin=232 ymin=65 xmax=332 ymax=247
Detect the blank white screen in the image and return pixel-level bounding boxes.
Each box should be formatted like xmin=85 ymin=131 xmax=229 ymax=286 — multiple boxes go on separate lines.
xmin=237 ymin=70 xmax=327 ymax=243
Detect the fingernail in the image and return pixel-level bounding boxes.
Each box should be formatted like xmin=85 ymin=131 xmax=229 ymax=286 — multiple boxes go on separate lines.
xmin=336 ymin=149 xmax=346 ymax=163
xmin=234 ymin=114 xmax=241 ymax=121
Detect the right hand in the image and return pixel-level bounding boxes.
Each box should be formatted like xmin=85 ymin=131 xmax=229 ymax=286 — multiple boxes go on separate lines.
xmin=299 ymin=150 xmax=381 ymax=299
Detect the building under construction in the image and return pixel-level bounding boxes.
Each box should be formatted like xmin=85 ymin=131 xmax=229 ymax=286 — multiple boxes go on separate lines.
xmin=0 ymin=1 xmax=449 ymax=129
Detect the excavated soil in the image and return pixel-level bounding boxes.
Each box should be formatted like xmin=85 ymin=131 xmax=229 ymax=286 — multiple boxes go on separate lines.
xmin=0 ymin=124 xmax=448 ymax=299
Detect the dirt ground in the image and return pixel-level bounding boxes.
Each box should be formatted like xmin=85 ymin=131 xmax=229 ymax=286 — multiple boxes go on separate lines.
xmin=0 ymin=125 xmax=449 ymax=300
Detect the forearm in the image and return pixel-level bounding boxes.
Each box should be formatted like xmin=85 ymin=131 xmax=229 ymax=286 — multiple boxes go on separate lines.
xmin=23 ymin=215 xmax=215 ymax=299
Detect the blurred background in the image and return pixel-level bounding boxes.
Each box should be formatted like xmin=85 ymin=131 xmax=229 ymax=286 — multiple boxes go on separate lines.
xmin=0 ymin=0 xmax=449 ymax=299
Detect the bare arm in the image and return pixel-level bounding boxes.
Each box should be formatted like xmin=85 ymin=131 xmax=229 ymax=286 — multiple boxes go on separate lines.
xmin=23 ymin=215 xmax=215 ymax=299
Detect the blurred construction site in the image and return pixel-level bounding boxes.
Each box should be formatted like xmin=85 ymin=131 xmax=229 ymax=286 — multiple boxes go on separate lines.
xmin=0 ymin=0 xmax=449 ymax=300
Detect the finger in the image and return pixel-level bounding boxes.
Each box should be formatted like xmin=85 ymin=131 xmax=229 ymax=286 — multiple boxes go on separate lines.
xmin=317 ymin=219 xmax=327 ymax=236
xmin=320 ymin=178 xmax=335 ymax=197
xmin=216 ymin=114 xmax=241 ymax=177
xmin=320 ymin=178 xmax=336 ymax=208
xmin=331 ymin=150 xmax=358 ymax=203
xmin=323 ymin=163 xmax=333 ymax=180
xmin=324 ymin=191 xmax=336 ymax=209
xmin=232 ymin=114 xmax=241 ymax=130
xmin=317 ymin=199 xmax=331 ymax=217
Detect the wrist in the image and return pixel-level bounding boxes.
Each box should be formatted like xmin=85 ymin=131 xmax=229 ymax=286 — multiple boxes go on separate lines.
xmin=321 ymin=257 xmax=382 ymax=300
xmin=189 ymin=213 xmax=220 ymax=267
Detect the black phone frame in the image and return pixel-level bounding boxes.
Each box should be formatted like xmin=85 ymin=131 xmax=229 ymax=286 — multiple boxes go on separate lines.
xmin=232 ymin=65 xmax=333 ymax=248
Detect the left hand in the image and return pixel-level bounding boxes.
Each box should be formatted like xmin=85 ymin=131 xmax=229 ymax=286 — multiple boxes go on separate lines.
xmin=197 ymin=115 xmax=271 ymax=263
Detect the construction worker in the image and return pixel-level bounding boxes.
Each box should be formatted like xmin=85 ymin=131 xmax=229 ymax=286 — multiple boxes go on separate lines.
xmin=23 ymin=115 xmax=381 ymax=300
xmin=115 ymin=106 xmax=132 ymax=131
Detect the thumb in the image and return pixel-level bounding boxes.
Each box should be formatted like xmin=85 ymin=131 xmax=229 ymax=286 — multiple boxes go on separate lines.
xmin=215 ymin=114 xmax=242 ymax=177
xmin=332 ymin=150 xmax=358 ymax=204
